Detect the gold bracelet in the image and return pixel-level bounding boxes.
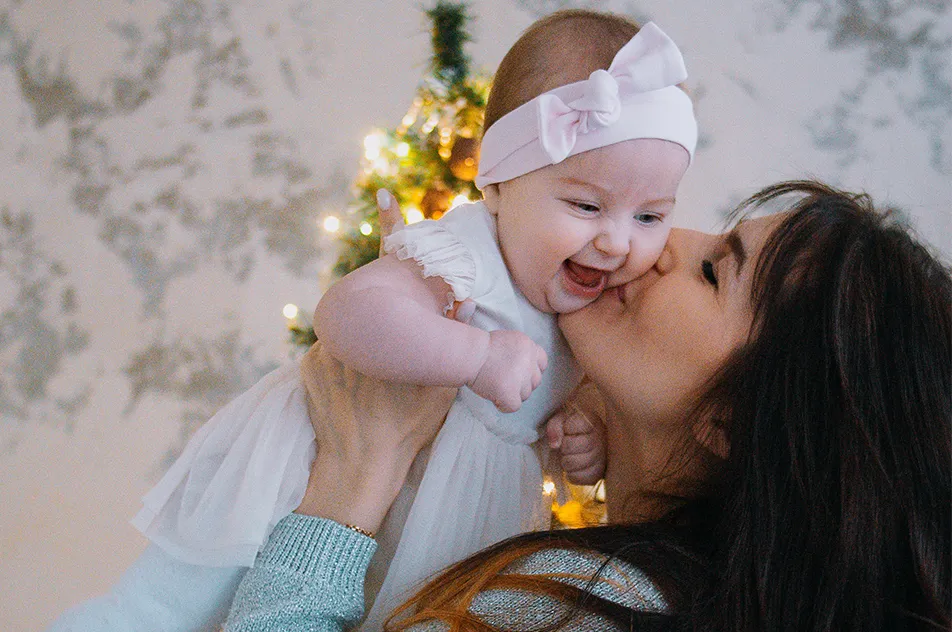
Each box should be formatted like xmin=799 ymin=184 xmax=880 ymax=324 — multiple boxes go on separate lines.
xmin=343 ymin=523 xmax=375 ymax=539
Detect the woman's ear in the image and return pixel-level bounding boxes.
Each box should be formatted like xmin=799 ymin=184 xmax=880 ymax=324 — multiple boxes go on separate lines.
xmin=482 ymin=184 xmax=500 ymax=215
xmin=692 ymin=418 xmax=730 ymax=460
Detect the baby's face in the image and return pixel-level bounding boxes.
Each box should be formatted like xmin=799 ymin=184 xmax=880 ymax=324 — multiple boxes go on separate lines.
xmin=485 ymin=138 xmax=690 ymax=314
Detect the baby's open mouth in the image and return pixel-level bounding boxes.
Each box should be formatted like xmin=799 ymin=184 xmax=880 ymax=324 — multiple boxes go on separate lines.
xmin=564 ymin=260 xmax=607 ymax=289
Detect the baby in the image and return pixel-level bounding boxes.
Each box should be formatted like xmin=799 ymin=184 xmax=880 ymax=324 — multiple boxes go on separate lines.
xmin=48 ymin=10 xmax=696 ymax=632
xmin=315 ymin=19 xmax=694 ymax=629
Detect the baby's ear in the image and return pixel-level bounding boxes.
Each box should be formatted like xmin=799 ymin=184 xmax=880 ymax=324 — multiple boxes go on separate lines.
xmin=482 ymin=184 xmax=501 ymax=215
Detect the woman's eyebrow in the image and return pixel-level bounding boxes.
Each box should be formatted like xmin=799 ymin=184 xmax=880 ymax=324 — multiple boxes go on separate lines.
xmin=726 ymin=228 xmax=748 ymax=274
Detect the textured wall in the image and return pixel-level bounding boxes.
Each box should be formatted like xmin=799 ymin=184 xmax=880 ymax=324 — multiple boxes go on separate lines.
xmin=1 ymin=1 xmax=949 ymax=629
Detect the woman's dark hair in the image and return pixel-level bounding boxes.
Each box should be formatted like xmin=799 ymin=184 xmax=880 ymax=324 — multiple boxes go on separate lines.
xmin=386 ymin=181 xmax=951 ymax=631
xmin=696 ymin=180 xmax=951 ymax=631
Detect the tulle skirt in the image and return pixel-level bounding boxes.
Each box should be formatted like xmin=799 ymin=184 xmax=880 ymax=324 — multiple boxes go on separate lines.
xmin=132 ymin=359 xmax=550 ymax=630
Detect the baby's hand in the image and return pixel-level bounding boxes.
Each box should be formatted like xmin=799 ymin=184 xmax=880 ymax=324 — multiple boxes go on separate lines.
xmin=545 ymin=399 xmax=607 ymax=485
xmin=469 ymin=330 xmax=548 ymax=413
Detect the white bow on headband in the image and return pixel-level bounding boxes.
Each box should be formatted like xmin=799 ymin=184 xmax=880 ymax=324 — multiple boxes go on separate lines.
xmin=475 ymin=22 xmax=697 ymax=190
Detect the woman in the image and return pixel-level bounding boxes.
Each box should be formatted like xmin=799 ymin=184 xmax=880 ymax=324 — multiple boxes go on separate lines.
xmin=224 ymin=180 xmax=950 ymax=631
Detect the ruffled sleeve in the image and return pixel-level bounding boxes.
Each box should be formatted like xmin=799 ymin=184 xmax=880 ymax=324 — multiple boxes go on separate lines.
xmin=383 ymin=219 xmax=477 ymax=312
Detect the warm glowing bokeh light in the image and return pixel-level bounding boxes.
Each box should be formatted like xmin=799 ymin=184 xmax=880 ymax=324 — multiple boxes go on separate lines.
xmin=282 ymin=303 xmax=299 ymax=319
xmin=405 ymin=207 xmax=424 ymax=224
xmin=363 ymin=133 xmax=383 ymax=161
xmin=323 ymin=216 xmax=341 ymax=232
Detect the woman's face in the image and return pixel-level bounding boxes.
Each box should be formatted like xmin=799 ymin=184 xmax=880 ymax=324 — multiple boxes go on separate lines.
xmin=558 ymin=215 xmax=783 ymax=518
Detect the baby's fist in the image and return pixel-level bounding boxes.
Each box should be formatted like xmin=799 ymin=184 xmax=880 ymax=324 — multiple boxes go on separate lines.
xmin=469 ymin=329 xmax=547 ymax=413
xmin=546 ymin=404 xmax=606 ymax=485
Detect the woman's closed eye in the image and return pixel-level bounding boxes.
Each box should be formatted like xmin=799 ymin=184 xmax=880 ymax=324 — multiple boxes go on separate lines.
xmin=702 ymin=259 xmax=719 ymax=288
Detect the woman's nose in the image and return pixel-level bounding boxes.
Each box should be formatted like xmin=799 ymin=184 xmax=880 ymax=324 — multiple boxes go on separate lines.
xmin=653 ymin=239 xmax=676 ymax=274
xmin=655 ymin=228 xmax=708 ymax=275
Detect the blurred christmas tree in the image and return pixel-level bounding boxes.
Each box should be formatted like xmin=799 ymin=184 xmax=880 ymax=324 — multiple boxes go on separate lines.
xmin=288 ymin=0 xmax=490 ymax=347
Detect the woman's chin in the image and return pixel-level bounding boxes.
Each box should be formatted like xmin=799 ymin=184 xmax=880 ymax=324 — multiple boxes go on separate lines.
xmin=557 ymin=308 xmax=600 ymax=365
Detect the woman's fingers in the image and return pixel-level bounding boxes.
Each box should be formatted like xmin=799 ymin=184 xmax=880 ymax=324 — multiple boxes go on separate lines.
xmin=376 ymin=189 xmax=406 ymax=257
xmin=296 ymin=341 xmax=456 ymax=530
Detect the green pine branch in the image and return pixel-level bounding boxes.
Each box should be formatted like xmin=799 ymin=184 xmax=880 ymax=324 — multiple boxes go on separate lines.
xmin=427 ymin=1 xmax=472 ymax=88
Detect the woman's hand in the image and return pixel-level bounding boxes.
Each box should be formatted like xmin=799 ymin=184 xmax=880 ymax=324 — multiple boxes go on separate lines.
xmin=296 ymin=342 xmax=456 ymax=533
xmin=376 ymin=189 xmax=403 ymax=257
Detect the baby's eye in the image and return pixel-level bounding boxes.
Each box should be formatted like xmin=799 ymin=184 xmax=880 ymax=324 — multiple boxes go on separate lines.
xmin=635 ymin=213 xmax=661 ymax=226
xmin=571 ymin=201 xmax=600 ymax=214
xmin=702 ymin=259 xmax=719 ymax=288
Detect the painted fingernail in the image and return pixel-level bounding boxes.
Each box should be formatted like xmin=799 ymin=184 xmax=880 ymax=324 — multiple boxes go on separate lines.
xmin=455 ymin=300 xmax=476 ymax=323
xmin=376 ymin=189 xmax=393 ymax=210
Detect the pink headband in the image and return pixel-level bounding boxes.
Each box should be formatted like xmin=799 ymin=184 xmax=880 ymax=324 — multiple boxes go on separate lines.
xmin=475 ymin=22 xmax=697 ymax=190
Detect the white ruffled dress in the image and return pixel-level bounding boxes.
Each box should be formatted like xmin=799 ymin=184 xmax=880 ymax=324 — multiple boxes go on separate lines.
xmin=132 ymin=201 xmax=583 ymax=631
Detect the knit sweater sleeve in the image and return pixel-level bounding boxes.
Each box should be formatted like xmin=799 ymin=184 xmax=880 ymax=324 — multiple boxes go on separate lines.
xmin=224 ymin=513 xmax=376 ymax=632
xmin=225 ymin=513 xmax=664 ymax=632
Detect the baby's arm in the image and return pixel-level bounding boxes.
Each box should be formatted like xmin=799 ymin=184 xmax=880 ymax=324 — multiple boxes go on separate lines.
xmin=313 ymin=254 xmax=547 ymax=412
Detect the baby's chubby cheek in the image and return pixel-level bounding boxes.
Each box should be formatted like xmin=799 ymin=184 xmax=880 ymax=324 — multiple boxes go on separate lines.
xmin=605 ymin=230 xmax=671 ymax=287
xmin=605 ymin=250 xmax=659 ymax=288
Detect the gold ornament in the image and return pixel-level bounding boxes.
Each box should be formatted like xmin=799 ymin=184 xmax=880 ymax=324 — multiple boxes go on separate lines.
xmin=448 ymin=136 xmax=480 ymax=181
xmin=420 ymin=185 xmax=453 ymax=220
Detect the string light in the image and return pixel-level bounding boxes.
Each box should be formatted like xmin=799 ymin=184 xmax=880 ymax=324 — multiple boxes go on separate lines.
xmin=359 ymin=221 xmax=373 ymax=235
xmin=363 ymin=132 xmax=383 ymax=161
xmin=372 ymin=157 xmax=391 ymax=174
xmin=542 ymin=478 xmax=556 ymax=496
xmin=396 ymin=142 xmax=410 ymax=157
xmin=282 ymin=303 xmax=299 ymax=319
xmin=323 ymin=216 xmax=341 ymax=232
xmin=421 ymin=113 xmax=439 ymax=134
xmin=404 ymin=206 xmax=424 ymax=224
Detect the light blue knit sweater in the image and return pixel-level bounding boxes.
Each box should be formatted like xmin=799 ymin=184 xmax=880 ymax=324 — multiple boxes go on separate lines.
xmin=224 ymin=513 xmax=665 ymax=631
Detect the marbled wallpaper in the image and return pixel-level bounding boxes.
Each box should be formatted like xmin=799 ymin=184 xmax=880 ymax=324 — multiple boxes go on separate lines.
xmin=1 ymin=1 xmax=948 ymax=629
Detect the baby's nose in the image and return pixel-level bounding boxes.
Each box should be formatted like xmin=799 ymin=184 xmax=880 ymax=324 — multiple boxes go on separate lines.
xmin=593 ymin=228 xmax=630 ymax=258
